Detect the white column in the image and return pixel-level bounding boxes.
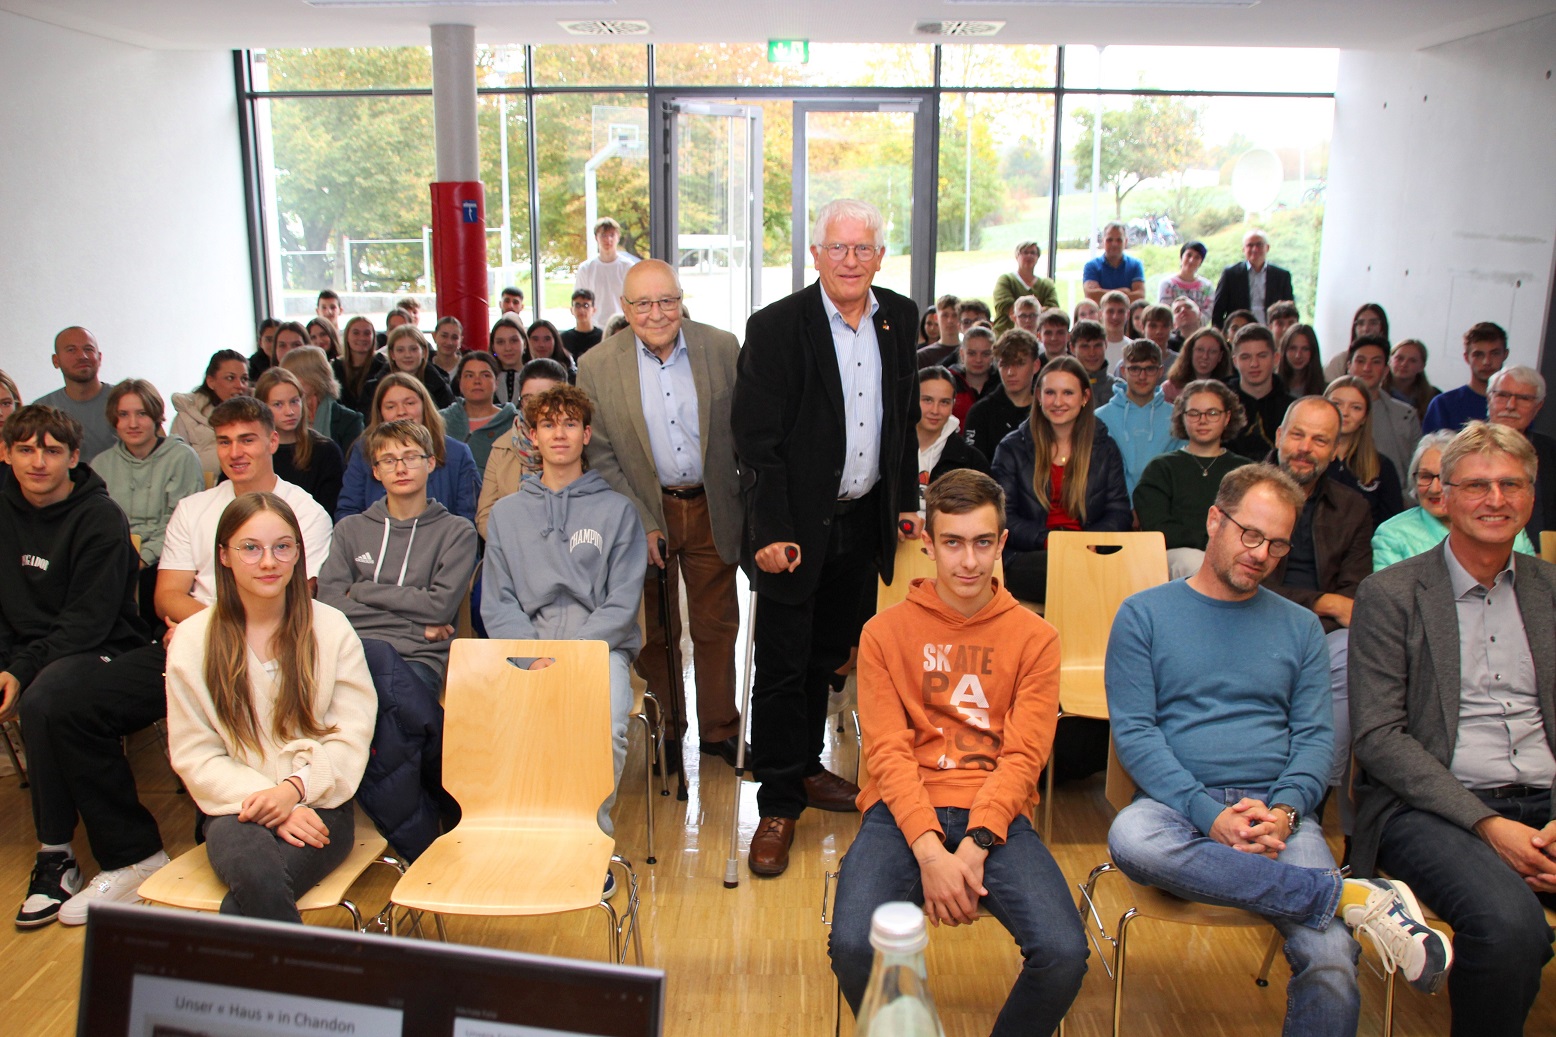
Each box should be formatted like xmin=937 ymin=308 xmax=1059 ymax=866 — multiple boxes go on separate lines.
xmin=430 ymin=24 xmax=478 ymax=182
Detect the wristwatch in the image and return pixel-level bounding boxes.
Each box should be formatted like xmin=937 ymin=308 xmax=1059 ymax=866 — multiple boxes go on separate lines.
xmin=1271 ymin=804 xmax=1301 ymax=834
xmin=967 ymin=826 xmax=997 ymax=850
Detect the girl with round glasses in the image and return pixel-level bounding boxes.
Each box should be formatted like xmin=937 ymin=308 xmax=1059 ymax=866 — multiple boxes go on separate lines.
xmin=165 ymin=492 xmax=375 ymax=923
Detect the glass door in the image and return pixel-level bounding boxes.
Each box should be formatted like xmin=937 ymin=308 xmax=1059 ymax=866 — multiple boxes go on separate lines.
xmin=792 ymin=100 xmax=934 ymax=303
xmin=662 ymin=101 xmax=763 ymax=334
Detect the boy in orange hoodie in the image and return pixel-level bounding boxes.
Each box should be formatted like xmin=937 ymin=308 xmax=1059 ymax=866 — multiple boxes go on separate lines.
xmin=827 ymin=469 xmax=1086 ymax=1035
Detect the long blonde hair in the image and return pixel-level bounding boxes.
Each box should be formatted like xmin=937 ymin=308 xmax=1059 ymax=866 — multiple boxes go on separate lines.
xmin=254 ymin=367 xmax=317 ymax=471
xmin=338 ymin=316 xmax=379 ymax=400
xmin=1325 ymin=375 xmax=1382 ymax=485
xmin=368 ymin=372 xmax=447 ymax=465
xmin=1029 ymin=355 xmax=1095 ymax=522
xmin=203 ymin=493 xmax=334 ymax=755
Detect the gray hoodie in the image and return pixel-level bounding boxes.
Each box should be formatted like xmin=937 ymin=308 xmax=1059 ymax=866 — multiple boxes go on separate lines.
xmin=317 ymin=498 xmax=479 ymax=678
xmin=481 ymin=469 xmax=646 ymax=658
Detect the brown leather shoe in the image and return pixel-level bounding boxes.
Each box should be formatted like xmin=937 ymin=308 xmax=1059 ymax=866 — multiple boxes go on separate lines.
xmin=803 ymin=769 xmax=861 ymax=812
xmin=748 ymin=816 xmax=797 ymax=876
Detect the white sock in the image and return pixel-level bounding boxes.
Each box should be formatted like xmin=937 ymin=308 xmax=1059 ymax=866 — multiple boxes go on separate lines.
xmin=40 ymin=843 xmax=72 ymax=857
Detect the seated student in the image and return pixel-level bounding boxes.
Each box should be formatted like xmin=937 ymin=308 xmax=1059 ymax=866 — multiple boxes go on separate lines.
xmin=946 ymin=325 xmax=999 ymax=426
xmin=1133 ymin=379 xmax=1253 ymax=579
xmin=990 ymin=355 xmax=1130 ymax=604
xmin=489 ymin=315 xmax=529 ymax=406
xmin=1035 ymin=307 xmax=1070 ymax=361
xmin=524 ymin=319 xmax=578 ymax=384
xmin=1422 ymin=322 xmax=1508 ymax=434
xmin=334 ymin=316 xmax=390 ymax=416
xmin=171 ymin=350 xmax=251 ymax=478
xmin=439 ymin=351 xmax=518 ymax=474
xmin=915 ymin=368 xmax=989 ymax=517
xmin=248 ymin=318 xmax=281 ymax=384
xmin=475 ymin=357 xmax=568 ymax=537
xmin=1266 ymin=299 xmax=1300 ymax=349
xmin=1222 ymin=308 xmax=1258 ymax=342
xmin=373 ymin=326 xmax=455 ymax=410
xmin=1072 ymin=298 xmax=1099 ymax=325
xmin=963 ymin=329 xmax=1040 ymax=464
xmin=1324 ymin=375 xmax=1405 ymax=529
xmin=335 ymin=373 xmax=479 ymax=523
xmin=254 ymin=368 xmax=346 ymax=517
xmin=1345 ymin=335 xmax=1422 ymax=485
xmin=499 ymin=285 xmax=525 ymax=320
xmin=1096 ymin=340 xmax=1182 ymax=496
xmin=282 ymin=345 xmax=364 ymax=454
xmin=1371 ymin=430 xmax=1537 ymax=569
xmin=319 ymin=420 xmax=478 ymax=695
xmin=4 ymin=406 xmax=169 ymax=929
xmin=1351 ymin=422 xmax=1555 ymax=1037
xmin=1227 ymin=324 xmax=1293 ymax=462
xmin=1066 ymin=318 xmax=1114 ymax=401
xmin=165 ymin=492 xmax=375 ymax=924
xmin=1107 ymin=463 xmax=1452 ymax=1027
xmin=560 ymin=289 xmax=604 ymax=360
xmin=1278 ymin=323 xmax=1322 ymax=398
xmin=1166 ymin=296 xmax=1202 ymax=354
xmin=1384 ymin=338 xmax=1439 ymax=419
xmin=93 ymin=379 xmax=206 ymax=632
xmin=1163 ymin=325 xmax=1233 ymax=405
xmin=430 ymin=317 xmax=463 ymax=381
xmin=957 ymin=298 xmax=993 ymax=335
xmin=829 ymin=469 xmax=1086 ymax=1032
xmin=271 ymin=322 xmax=310 ymax=366
xmin=315 ymin=289 xmax=343 ymax=328
xmin=481 ymin=385 xmax=646 ymax=896
xmin=307 ymin=317 xmax=342 ymax=361
xmin=916 ymin=293 xmax=961 ymax=370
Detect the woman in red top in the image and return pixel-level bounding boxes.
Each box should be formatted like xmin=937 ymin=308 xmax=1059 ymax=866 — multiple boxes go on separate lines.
xmin=989 ymin=355 xmax=1130 ymax=603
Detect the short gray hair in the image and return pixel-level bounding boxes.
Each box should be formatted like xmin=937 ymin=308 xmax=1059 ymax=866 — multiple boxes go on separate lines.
xmin=1102 ymin=221 xmax=1127 ymax=239
xmin=1406 ymin=430 xmax=1456 ymax=501
xmin=1489 ymin=365 xmax=1546 ymax=401
xmin=1441 ymin=420 xmax=1538 ymax=486
xmin=810 ymin=199 xmax=885 ymax=248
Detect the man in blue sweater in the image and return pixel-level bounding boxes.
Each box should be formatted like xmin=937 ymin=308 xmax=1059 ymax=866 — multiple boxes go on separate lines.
xmin=1422 ymin=322 xmax=1508 ymax=433
xmin=1105 ymin=463 xmax=1452 ymax=1032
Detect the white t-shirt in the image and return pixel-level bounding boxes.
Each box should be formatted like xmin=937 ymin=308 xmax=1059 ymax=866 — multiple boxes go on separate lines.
xmin=574 ymin=253 xmax=639 ymax=323
xmin=160 ymin=478 xmax=334 ymax=607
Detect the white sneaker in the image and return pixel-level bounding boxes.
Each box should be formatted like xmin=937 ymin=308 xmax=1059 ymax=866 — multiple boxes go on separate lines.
xmin=1341 ymin=878 xmax=1453 ymax=994
xmin=58 ymin=851 xmax=170 ymax=927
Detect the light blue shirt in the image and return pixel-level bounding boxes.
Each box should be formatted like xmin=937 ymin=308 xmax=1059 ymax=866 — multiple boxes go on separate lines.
xmin=821 ymin=288 xmax=883 ymax=499
xmin=635 ymin=332 xmax=703 ymax=487
xmin=1442 ymin=541 xmax=1556 ymax=789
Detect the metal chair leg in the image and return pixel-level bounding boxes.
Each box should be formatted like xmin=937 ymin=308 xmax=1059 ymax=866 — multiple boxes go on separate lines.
xmin=633 ymin=712 xmax=657 ymax=864
xmin=596 ymin=900 xmax=623 ymax=962
xmin=1112 ymin=907 xmax=1139 ymax=1037
xmin=1382 ymin=966 xmax=1396 ymax=1037
xmin=340 ymin=898 xmax=364 ymax=931
xmin=610 ymin=854 xmax=644 ymax=965
xmin=1256 ymin=928 xmax=1280 ymax=987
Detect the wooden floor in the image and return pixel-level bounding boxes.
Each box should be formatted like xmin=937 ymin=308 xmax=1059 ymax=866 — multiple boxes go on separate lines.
xmin=3 ymin=688 xmax=1553 ymax=1035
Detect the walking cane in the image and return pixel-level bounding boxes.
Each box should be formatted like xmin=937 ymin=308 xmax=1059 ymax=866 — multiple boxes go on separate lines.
xmin=655 ymin=536 xmax=688 ymax=802
xmin=724 ymin=546 xmax=796 ymax=888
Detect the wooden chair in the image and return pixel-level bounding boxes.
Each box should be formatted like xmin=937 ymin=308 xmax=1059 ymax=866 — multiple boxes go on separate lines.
xmin=138 ymin=803 xmax=403 ymax=931
xmin=1076 ymin=742 xmax=1280 ymax=1037
xmin=1541 ymin=530 xmax=1556 ymax=564
xmin=1040 ymin=531 xmax=1168 ymax=839
xmin=388 ymin=638 xmax=644 ymax=964
xmin=203 ymin=470 xmax=218 ymax=490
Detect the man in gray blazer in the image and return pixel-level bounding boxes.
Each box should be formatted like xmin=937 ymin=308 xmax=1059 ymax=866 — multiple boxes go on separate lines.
xmin=1346 ymin=335 xmax=1421 ymax=483
xmin=578 ymin=259 xmax=745 ymax=769
xmin=1350 ymin=420 xmax=1556 ymax=1037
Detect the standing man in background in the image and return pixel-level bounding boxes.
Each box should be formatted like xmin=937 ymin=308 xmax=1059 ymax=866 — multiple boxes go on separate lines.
xmin=34 ymin=328 xmax=114 ymax=460
xmin=574 ymin=217 xmax=638 ymax=326
xmin=1211 ymin=229 xmax=1293 ymax=327
xmin=733 ymin=199 xmax=921 ymax=877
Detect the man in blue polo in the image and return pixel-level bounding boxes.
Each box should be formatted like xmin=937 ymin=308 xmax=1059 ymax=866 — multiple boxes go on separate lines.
xmin=1082 ymin=222 xmax=1145 ymax=304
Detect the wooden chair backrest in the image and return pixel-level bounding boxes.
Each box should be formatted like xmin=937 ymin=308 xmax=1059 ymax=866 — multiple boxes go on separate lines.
xmin=1104 ymin=738 xmax=1137 ymax=816
xmin=130 ymin=533 xmax=141 ymax=557
xmin=441 ymin=638 xmax=613 ymax=828
xmin=1043 ymin=531 xmax=1168 ymax=670
xmin=1542 ymin=530 xmax=1556 ymax=565
xmin=877 ymin=535 xmax=1008 ymax=614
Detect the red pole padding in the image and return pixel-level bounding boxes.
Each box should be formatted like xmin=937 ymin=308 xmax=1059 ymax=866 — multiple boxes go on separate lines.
xmin=430 ymin=182 xmax=490 ymax=351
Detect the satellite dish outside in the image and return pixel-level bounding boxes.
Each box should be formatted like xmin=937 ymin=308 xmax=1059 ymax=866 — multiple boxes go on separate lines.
xmin=1231 ymin=148 xmax=1284 ymax=214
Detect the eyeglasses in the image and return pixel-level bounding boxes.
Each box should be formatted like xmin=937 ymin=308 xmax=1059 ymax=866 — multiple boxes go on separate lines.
xmin=1414 ymin=470 xmax=1442 ymax=486
xmin=817 ymin=243 xmax=882 ymax=262
xmin=227 ymin=540 xmax=298 ymax=565
xmin=1123 ymin=364 xmax=1162 ymax=376
xmin=622 ymin=295 xmax=683 ymax=316
xmin=1220 ymin=511 xmax=1293 ymax=557
xmin=1184 ymin=408 xmax=1225 ymax=421
xmin=373 ymin=454 xmax=431 ymax=473
xmin=1444 ymin=478 xmax=1533 ymax=501
xmin=1489 ymin=390 xmax=1539 ymax=406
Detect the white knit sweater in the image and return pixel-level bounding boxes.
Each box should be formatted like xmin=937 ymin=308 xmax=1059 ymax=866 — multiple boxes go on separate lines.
xmin=166 ymin=601 xmax=377 ymax=816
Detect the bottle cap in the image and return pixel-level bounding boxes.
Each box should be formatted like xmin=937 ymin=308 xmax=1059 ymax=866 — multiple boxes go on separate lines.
xmin=869 ymin=901 xmax=928 ymax=954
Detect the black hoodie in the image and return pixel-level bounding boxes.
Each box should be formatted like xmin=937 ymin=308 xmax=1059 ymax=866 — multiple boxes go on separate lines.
xmin=0 ymin=462 xmax=147 ymax=687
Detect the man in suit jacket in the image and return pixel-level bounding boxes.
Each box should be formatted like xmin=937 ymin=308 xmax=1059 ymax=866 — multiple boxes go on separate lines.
xmin=732 ymin=198 xmax=921 ymax=877
xmin=1210 ymin=228 xmax=1294 ymax=328
xmin=578 ymin=260 xmax=745 ymax=771
xmin=1351 ymin=421 xmax=1556 ymax=1037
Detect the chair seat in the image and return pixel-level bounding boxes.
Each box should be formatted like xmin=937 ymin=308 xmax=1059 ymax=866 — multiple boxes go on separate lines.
xmin=1058 ymin=666 xmax=1108 ymax=720
xmin=1120 ymin=873 xmax=1275 ymax=929
xmin=139 ymin=809 xmax=388 ymax=914
xmin=392 ymin=824 xmax=615 ymax=916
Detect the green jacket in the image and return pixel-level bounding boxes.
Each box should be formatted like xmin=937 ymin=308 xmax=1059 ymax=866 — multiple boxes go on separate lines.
xmin=440 ymin=400 xmax=519 ymax=475
xmin=1371 ymin=505 xmax=1536 ymax=571
xmin=90 ymin=435 xmax=205 ymax=564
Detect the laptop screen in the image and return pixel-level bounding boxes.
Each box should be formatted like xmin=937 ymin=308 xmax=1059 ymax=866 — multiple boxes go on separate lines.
xmin=78 ymin=904 xmax=665 ymax=1037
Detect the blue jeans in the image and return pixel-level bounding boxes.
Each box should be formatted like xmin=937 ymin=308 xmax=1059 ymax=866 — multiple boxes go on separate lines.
xmin=1375 ymin=789 xmax=1555 ymax=1037
xmin=1108 ymin=789 xmax=1360 ymax=1037
xmin=829 ymin=803 xmax=1086 ymax=1037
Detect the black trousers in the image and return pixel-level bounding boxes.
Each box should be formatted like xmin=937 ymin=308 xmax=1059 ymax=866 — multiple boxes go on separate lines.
xmin=751 ymin=494 xmax=880 ymax=818
xmin=17 ymin=644 xmax=167 ymax=870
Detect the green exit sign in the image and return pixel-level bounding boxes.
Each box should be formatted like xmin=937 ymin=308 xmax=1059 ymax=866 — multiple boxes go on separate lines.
xmin=767 ymin=39 xmax=809 ymax=64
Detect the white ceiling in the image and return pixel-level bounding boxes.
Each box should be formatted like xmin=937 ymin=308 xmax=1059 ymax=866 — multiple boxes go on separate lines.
xmin=6 ymin=0 xmax=1556 ymax=53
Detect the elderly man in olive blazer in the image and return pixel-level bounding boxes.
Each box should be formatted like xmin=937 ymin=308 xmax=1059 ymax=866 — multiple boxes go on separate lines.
xmin=578 ymin=259 xmax=745 ymax=770
xmin=1350 ymin=421 xmax=1556 ymax=1037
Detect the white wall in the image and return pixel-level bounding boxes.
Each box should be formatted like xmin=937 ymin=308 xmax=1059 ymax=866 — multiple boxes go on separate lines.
xmin=0 ymin=11 xmax=252 ymax=409
xmin=1317 ymin=14 xmax=1556 ymax=388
